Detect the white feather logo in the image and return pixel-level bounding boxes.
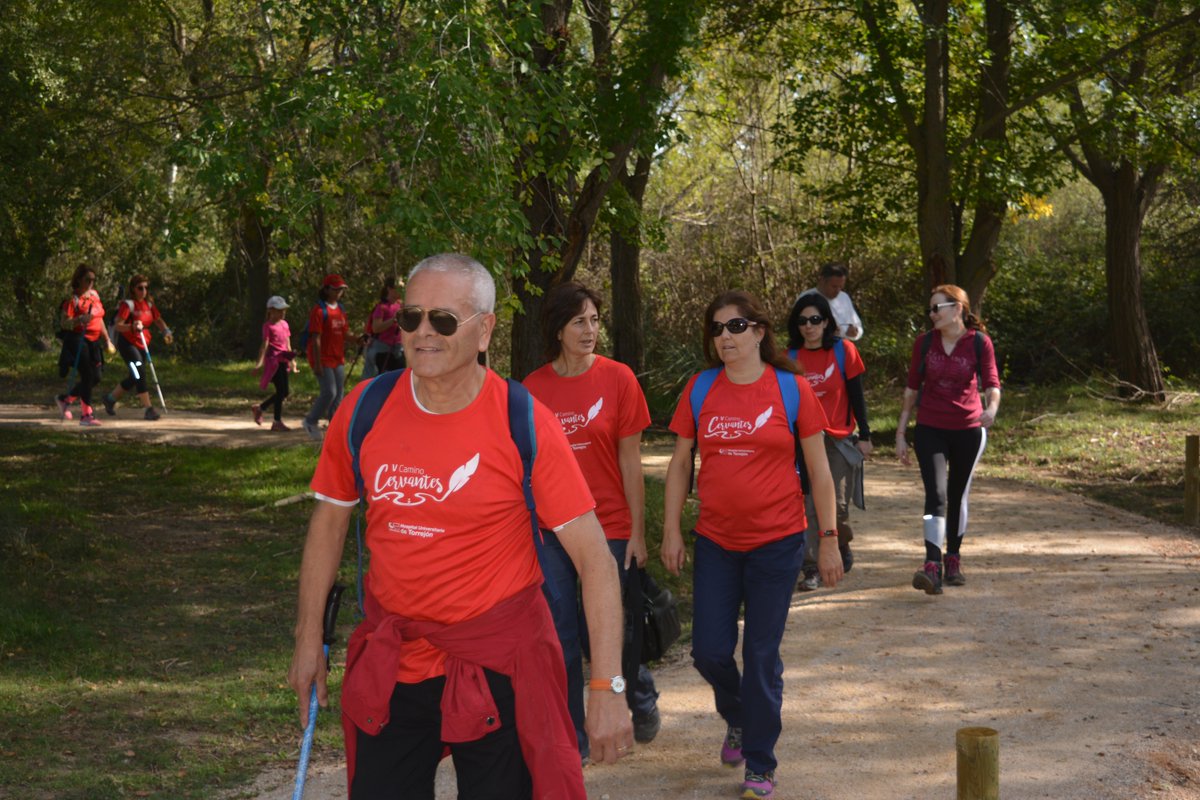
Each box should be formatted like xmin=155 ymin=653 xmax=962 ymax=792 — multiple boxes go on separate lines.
xmin=823 ymin=363 xmax=836 ymax=381
xmin=751 ymin=406 xmax=773 ymax=432
xmin=445 ymin=453 xmax=480 ymax=497
xmin=586 ymin=397 xmax=603 ymax=423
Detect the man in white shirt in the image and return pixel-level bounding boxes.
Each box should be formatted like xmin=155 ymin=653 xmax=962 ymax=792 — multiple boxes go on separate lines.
xmin=799 ymin=262 xmax=863 ymax=341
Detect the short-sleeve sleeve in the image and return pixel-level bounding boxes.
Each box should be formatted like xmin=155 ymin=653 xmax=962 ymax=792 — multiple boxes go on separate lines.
xmin=667 ymin=374 xmax=701 ymax=439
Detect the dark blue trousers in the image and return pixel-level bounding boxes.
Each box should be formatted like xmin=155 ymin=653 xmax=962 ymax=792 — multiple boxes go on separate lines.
xmin=540 ymin=530 xmax=660 ymax=759
xmin=691 ymin=531 xmax=805 ymax=775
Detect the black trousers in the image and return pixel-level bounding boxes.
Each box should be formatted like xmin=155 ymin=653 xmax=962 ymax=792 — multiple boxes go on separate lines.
xmin=117 ymin=336 xmax=149 ymax=394
xmin=914 ymin=424 xmax=986 ymax=559
xmin=351 ymin=669 xmax=532 ymax=800
xmin=260 ymin=363 xmax=290 ymax=420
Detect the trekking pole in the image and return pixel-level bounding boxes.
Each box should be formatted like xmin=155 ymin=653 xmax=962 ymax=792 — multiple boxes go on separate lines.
xmin=292 ymin=583 xmax=345 ymax=800
xmin=137 ymin=329 xmax=168 ymax=414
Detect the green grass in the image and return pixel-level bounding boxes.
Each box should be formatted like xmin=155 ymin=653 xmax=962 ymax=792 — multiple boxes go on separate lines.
xmin=1 ymin=344 xmax=1197 ymax=797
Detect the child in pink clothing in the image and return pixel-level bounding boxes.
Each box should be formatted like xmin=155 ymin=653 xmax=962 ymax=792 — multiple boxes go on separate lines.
xmin=253 ymin=296 xmax=298 ymax=430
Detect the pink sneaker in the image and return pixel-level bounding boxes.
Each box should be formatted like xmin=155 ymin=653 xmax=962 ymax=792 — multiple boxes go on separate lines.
xmin=721 ymin=725 xmax=744 ymax=767
xmin=80 ymin=415 xmax=102 ymax=427
xmin=271 ymin=420 xmax=290 ymax=432
xmin=252 ymin=404 xmax=263 ymax=426
xmin=55 ymin=396 xmax=73 ymax=421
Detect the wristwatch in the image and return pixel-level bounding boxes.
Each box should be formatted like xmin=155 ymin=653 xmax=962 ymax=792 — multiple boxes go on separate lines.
xmin=588 ymin=675 xmax=627 ymax=694
xmin=817 ymin=529 xmax=839 ymax=539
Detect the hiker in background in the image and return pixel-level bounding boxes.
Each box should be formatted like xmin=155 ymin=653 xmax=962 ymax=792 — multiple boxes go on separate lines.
xmin=524 ymin=281 xmax=662 ymax=761
xmin=895 ymin=284 xmax=1001 ymax=595
xmin=360 ymin=277 xmax=405 ymax=380
xmin=786 ymin=291 xmax=873 ymax=591
xmin=101 ymin=274 xmax=174 ymax=421
xmin=288 ymin=254 xmax=631 ymax=799
xmin=796 ymin=262 xmax=863 ymax=341
xmin=661 ymin=290 xmax=841 ymax=800
xmin=55 ymin=264 xmax=116 ymax=426
xmin=301 ymin=274 xmax=349 ymax=441
xmin=253 ymin=295 xmax=298 ymax=431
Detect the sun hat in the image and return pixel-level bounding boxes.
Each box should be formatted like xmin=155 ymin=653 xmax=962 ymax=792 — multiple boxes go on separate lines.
xmin=266 ymin=295 xmax=289 ymax=309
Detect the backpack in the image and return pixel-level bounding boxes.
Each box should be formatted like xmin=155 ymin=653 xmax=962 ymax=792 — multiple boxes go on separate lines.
xmin=915 ymin=330 xmax=985 ymax=407
xmin=297 ymin=300 xmax=328 ymax=354
xmin=344 ymin=368 xmax=551 ymax=613
xmin=686 ymin=365 xmax=809 ymax=494
xmin=107 ymin=298 xmax=136 ymax=347
xmin=788 ymin=339 xmax=852 ymax=426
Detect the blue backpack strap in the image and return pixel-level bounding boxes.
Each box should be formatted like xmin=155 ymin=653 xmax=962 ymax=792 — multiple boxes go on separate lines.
xmin=506 ymin=378 xmax=561 ymax=602
xmin=833 ymin=339 xmax=846 ymax=380
xmin=774 ymin=366 xmax=811 ymax=495
xmin=687 ymin=368 xmax=723 ymax=493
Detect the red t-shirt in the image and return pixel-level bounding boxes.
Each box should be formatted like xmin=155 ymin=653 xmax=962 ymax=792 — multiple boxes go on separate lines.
xmin=62 ymin=290 xmax=106 ymax=342
xmin=668 ymin=367 xmax=828 ymax=551
xmin=523 ymin=355 xmax=650 ymax=540
xmin=791 ymin=341 xmax=866 ymax=438
xmin=116 ymin=299 xmax=163 ymax=348
xmin=311 ymin=369 xmax=595 ymax=682
xmin=906 ymin=330 xmax=1001 ymax=430
xmin=308 ymin=302 xmax=348 ymax=367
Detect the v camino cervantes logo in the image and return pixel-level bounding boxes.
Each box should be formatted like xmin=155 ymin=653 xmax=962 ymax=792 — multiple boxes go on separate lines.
xmin=370 ymin=455 xmax=479 ymax=506
xmin=703 ymin=406 xmax=773 ymax=439
xmin=557 ymin=397 xmax=603 ymax=435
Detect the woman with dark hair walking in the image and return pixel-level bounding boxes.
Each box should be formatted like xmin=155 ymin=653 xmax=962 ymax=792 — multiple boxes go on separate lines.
xmin=786 ymin=290 xmax=873 ymax=590
xmin=523 ymin=281 xmax=662 ymax=761
xmin=302 ymin=274 xmax=350 ymax=441
xmin=895 ymin=284 xmax=1001 ymax=594
xmin=662 ymin=290 xmax=840 ymax=800
xmin=360 ymin=277 xmax=405 ymax=379
xmin=101 ymin=274 xmax=174 ymax=421
xmin=55 ymin=264 xmax=115 ymax=426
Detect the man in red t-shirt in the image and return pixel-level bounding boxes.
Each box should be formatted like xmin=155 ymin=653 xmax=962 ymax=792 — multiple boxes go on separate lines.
xmin=288 ymin=254 xmax=633 ymax=799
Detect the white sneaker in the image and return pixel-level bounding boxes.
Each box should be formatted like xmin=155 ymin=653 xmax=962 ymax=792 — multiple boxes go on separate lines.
xmin=303 ymin=420 xmax=323 ymax=441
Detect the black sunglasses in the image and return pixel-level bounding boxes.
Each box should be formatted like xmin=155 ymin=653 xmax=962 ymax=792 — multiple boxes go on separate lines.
xmin=928 ymin=301 xmax=957 ymax=315
xmin=708 ymin=317 xmax=757 ymax=337
xmin=796 ymin=314 xmax=825 ymax=327
xmin=398 ymin=306 xmax=483 ymax=336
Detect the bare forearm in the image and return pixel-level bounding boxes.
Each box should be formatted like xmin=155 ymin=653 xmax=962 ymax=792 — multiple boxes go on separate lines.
xmin=294 ymin=502 xmax=351 ymax=645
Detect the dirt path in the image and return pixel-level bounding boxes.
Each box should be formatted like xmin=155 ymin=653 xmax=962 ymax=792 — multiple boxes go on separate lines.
xmin=7 ymin=403 xmax=1197 ymax=798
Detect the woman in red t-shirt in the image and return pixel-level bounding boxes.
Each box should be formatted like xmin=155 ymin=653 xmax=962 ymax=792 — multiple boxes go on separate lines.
xmin=302 ymin=274 xmax=350 ymax=440
xmin=55 ymin=264 xmax=116 ymax=426
xmin=661 ymin=290 xmax=841 ymax=799
xmin=524 ymin=281 xmax=660 ymax=760
xmin=101 ymin=274 xmax=174 ymax=421
xmin=895 ymin=284 xmax=1001 ymax=594
xmin=786 ymin=290 xmax=873 ymax=591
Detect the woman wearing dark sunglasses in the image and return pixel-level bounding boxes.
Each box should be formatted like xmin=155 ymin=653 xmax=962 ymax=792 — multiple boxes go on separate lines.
xmin=523 ymin=281 xmax=661 ymax=762
xmin=661 ymin=290 xmax=841 ymax=800
xmin=785 ymin=291 xmax=873 ymax=591
xmin=101 ymin=274 xmax=174 ymax=421
xmin=895 ymin=284 xmax=1001 ymax=594
xmin=55 ymin=264 xmax=117 ymax=425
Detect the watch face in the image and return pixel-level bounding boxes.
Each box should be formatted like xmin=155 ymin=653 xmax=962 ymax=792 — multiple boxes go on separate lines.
xmin=611 ymin=675 xmax=627 ymax=693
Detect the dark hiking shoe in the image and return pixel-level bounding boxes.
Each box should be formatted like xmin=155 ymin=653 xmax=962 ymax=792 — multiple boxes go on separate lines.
xmin=796 ymin=567 xmax=821 ymax=592
xmin=839 ymin=542 xmax=854 ymax=573
xmin=102 ymin=393 xmax=117 ymax=416
xmin=912 ymin=561 xmax=943 ymax=595
xmin=144 ymin=406 xmax=161 ymax=421
xmin=721 ymin=725 xmax=744 ymax=767
xmin=55 ymin=395 xmax=74 ymax=421
xmin=944 ymin=554 xmax=966 ymax=586
xmin=633 ymin=707 xmax=661 ymax=743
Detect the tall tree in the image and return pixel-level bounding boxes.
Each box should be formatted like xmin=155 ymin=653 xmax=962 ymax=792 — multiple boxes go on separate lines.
xmin=1037 ymin=2 xmax=1200 ymax=398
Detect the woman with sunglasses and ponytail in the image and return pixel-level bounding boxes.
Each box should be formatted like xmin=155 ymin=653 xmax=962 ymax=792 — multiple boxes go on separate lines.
xmin=895 ymin=284 xmax=1000 ymax=595
xmin=662 ymin=290 xmax=841 ymax=800
xmin=523 ymin=281 xmax=661 ymax=763
xmin=101 ymin=274 xmax=173 ymax=421
xmin=785 ymin=290 xmax=873 ymax=591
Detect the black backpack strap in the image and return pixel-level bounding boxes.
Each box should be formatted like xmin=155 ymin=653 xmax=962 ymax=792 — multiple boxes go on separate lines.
xmin=506 ymin=379 xmax=560 ymax=603
xmin=915 ymin=331 xmax=935 ymax=407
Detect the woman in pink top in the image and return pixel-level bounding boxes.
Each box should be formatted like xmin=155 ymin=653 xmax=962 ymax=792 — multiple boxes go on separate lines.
xmin=361 ymin=277 xmax=405 ymax=379
xmin=253 ymin=295 xmax=298 ymax=430
xmin=895 ymin=284 xmax=1001 ymax=594
xmin=524 ymin=281 xmax=660 ymax=760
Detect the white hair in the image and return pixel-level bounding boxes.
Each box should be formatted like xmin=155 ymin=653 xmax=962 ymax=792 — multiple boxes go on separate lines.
xmin=408 ymin=253 xmax=495 ymax=313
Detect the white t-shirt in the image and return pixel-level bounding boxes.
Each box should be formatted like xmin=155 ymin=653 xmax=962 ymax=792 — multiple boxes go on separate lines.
xmin=800 ymin=288 xmax=863 ymax=341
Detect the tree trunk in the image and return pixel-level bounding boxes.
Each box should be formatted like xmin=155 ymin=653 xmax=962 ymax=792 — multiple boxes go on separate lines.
xmin=916 ymin=0 xmax=957 ymax=290
xmin=609 ymin=153 xmax=650 ymax=382
xmin=226 ymin=203 xmax=272 ymax=359
xmin=1102 ymin=163 xmax=1165 ymax=399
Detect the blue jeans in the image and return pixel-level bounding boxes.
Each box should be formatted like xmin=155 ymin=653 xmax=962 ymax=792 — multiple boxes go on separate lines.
xmin=304 ymin=364 xmax=345 ymax=426
xmin=691 ymin=531 xmax=805 ymax=775
xmin=540 ymin=531 xmax=660 ymax=758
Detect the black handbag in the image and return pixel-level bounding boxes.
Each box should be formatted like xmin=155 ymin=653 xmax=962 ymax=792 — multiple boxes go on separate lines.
xmin=632 ymin=563 xmax=681 ymax=664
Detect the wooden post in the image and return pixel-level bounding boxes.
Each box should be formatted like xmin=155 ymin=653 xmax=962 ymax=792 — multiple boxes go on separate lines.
xmin=1186 ymin=435 xmax=1200 ymax=527
xmin=957 ymin=726 xmax=999 ymax=800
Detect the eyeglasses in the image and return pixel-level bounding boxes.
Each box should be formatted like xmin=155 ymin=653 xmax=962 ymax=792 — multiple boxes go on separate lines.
xmin=928 ymin=301 xmax=957 ymax=315
xmin=796 ymin=315 xmax=825 ymax=327
xmin=708 ymin=317 xmax=758 ymax=337
xmin=398 ymin=306 xmax=483 ymax=336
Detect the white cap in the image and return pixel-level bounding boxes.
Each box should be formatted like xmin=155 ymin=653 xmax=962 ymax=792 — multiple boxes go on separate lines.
xmin=266 ymin=295 xmax=289 ymax=310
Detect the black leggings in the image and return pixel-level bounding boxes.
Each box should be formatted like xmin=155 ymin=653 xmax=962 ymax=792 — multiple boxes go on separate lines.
xmin=914 ymin=424 xmax=987 ymax=560
xmin=117 ymin=337 xmax=150 ymax=394
xmin=260 ymin=364 xmax=290 ymax=421
xmin=67 ymin=339 xmax=103 ymax=406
